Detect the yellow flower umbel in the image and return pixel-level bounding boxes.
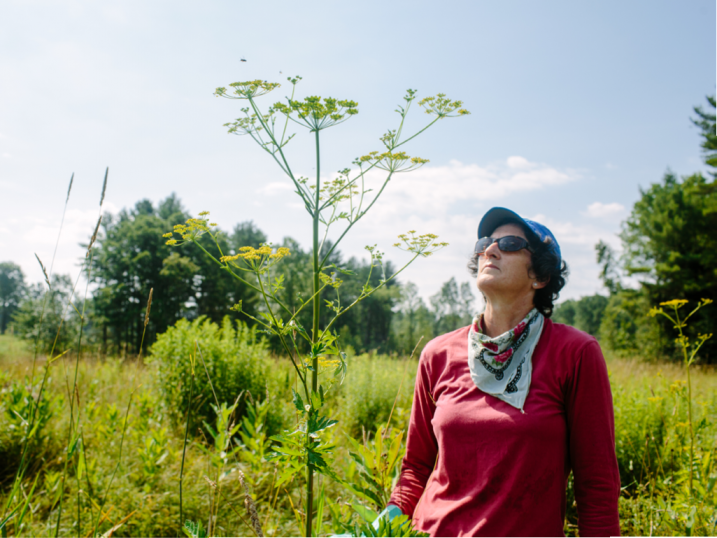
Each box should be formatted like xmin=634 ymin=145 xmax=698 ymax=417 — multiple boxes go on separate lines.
xmin=355 ymin=151 xmax=429 ymax=173
xmin=393 ymin=230 xmax=449 ymax=257
xmin=214 ymin=80 xmax=281 ymax=100
xmin=163 ymin=211 xmax=216 ymax=246
xmin=418 ymin=93 xmax=470 ymax=118
xmin=220 ymin=244 xmax=291 ymax=274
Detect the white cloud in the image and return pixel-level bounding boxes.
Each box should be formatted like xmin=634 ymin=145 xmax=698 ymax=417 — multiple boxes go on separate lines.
xmin=354 ymin=157 xmax=577 ymax=220
xmin=16 ymin=203 xmax=119 ymax=280
xmin=257 ymin=182 xmax=293 ymax=196
xmin=506 ymin=156 xmax=532 ymax=169
xmin=583 ymin=201 xmax=626 ymax=218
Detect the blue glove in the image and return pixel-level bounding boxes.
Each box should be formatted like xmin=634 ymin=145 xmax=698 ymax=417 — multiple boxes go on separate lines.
xmin=329 ymin=504 xmax=403 ymax=538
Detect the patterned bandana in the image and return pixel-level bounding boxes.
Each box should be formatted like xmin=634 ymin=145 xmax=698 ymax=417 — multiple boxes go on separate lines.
xmin=467 ymin=308 xmax=544 ymax=412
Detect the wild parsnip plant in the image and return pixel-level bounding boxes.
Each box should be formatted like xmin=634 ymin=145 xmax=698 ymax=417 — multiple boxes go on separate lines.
xmin=642 ymin=298 xmax=716 ymax=534
xmin=164 ymin=77 xmax=468 ymax=535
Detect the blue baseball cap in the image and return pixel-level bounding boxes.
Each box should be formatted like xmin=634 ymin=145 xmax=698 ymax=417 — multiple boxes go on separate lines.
xmin=478 ymin=207 xmax=562 ymax=269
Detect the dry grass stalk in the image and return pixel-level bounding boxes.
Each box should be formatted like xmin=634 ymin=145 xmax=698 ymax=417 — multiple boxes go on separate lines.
xmin=144 ymin=288 xmax=153 ymax=328
xmin=239 ymin=470 xmax=263 ymax=537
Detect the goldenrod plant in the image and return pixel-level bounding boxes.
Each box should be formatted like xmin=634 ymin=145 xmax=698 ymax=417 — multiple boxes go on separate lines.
xmin=165 ymin=77 xmax=468 ymax=535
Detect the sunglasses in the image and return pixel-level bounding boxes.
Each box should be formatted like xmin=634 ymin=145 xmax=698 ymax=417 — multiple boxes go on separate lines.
xmin=475 ymin=235 xmax=534 ymax=255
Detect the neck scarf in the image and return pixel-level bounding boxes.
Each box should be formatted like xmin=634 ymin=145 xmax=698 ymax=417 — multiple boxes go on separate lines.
xmin=467 ymin=308 xmax=544 ymax=412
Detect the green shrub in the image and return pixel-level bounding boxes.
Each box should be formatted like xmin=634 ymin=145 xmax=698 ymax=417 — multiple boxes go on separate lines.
xmin=148 ymin=316 xmax=270 ymax=435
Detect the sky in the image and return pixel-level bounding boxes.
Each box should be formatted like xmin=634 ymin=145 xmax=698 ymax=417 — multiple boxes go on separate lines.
xmin=1 ymin=0 xmax=715 ymax=307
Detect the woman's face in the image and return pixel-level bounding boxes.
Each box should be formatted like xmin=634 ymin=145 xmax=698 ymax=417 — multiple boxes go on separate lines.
xmin=476 ymin=223 xmax=537 ymax=299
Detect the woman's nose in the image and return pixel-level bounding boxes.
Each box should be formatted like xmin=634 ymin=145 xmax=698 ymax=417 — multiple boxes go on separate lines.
xmin=484 ymin=240 xmax=501 ymax=258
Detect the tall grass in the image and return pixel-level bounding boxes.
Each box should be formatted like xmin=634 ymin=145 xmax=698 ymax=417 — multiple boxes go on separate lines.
xmin=4 ymin=330 xmax=716 ymax=536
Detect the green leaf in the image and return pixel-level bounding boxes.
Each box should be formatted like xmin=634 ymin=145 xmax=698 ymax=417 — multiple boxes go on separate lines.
xmin=292 ymin=389 xmax=305 ymax=412
xmin=183 ymin=520 xmax=208 ymax=538
xmin=0 ymin=505 xmax=20 ymax=536
xmin=352 ymin=502 xmax=378 ymax=523
xmin=272 ymin=445 xmax=304 ymax=457
xmin=308 ymin=414 xmax=338 ymax=435
xmin=67 ymin=434 xmax=81 ymax=457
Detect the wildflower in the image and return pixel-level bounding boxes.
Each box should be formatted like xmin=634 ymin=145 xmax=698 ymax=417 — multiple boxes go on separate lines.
xmin=303 ymin=355 xmax=341 ymax=369
xmin=220 ymin=244 xmax=291 ymax=272
xmin=319 ymin=272 xmax=343 ymax=289
xmin=215 ymin=80 xmax=281 ymax=100
xmin=164 ymin=214 xmax=213 ymax=244
xmin=393 ymin=230 xmax=449 ymax=257
xmin=272 ymin=95 xmax=359 ymax=131
xmin=270 ymin=247 xmax=291 ymax=260
xmin=354 ymin=151 xmax=429 ymax=173
xmin=418 ymin=93 xmax=471 ymax=118
xmin=659 ymin=299 xmax=688 ymax=308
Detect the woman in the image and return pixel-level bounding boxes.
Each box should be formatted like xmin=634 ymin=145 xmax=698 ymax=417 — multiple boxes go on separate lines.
xmin=385 ymin=207 xmax=621 ymax=536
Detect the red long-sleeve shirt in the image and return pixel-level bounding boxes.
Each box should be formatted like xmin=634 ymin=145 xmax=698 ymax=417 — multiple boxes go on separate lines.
xmin=389 ymin=319 xmax=621 ymax=537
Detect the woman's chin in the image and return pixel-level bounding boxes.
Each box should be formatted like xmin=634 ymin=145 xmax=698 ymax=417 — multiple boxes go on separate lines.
xmin=476 ymin=275 xmax=500 ymax=293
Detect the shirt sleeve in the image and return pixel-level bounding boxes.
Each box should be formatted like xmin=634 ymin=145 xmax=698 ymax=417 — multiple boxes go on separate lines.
xmin=566 ymin=340 xmax=622 ymax=537
xmin=388 ymin=349 xmax=439 ymax=517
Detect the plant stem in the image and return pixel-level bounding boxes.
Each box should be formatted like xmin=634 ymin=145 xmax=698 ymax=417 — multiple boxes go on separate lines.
xmin=674 ymin=307 xmax=695 ymax=497
xmin=685 ymin=350 xmax=694 ymax=497
xmin=179 ymin=370 xmax=195 ymax=530
xmin=306 ymin=128 xmax=322 ymax=538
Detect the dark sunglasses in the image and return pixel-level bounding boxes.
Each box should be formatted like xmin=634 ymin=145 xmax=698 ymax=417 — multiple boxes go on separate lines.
xmin=475 ymin=235 xmax=534 ymax=255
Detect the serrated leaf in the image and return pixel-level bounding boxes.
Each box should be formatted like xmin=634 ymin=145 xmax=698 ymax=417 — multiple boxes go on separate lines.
xmin=308 ymin=414 xmax=338 ymax=435
xmin=292 ymin=389 xmax=305 ymax=412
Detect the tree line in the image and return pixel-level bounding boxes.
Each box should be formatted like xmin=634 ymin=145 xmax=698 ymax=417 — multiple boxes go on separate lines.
xmin=0 ymin=197 xmax=476 ymax=357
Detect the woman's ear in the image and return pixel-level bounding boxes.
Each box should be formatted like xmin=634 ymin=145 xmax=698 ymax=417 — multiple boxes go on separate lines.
xmin=530 ymin=275 xmax=550 ymax=290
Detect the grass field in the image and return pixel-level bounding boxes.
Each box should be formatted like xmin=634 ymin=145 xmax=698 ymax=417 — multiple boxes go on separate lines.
xmin=1 ymin=333 xmax=716 ymax=536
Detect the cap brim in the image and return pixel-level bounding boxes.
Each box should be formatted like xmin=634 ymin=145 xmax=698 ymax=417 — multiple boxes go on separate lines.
xmin=478 ymin=207 xmax=539 ymax=243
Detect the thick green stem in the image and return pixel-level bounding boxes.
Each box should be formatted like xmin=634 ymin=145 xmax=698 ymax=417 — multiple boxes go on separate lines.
xmin=305 ymin=128 xmax=322 ymax=537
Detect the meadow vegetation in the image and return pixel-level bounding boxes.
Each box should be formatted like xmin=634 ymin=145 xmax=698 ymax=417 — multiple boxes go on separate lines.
xmin=1 ymin=329 xmax=716 ymax=536
xmin=0 ymin=88 xmax=715 ymax=536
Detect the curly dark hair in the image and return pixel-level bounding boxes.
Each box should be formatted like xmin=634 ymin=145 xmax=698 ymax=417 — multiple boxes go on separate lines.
xmin=467 ymin=221 xmax=569 ymax=318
